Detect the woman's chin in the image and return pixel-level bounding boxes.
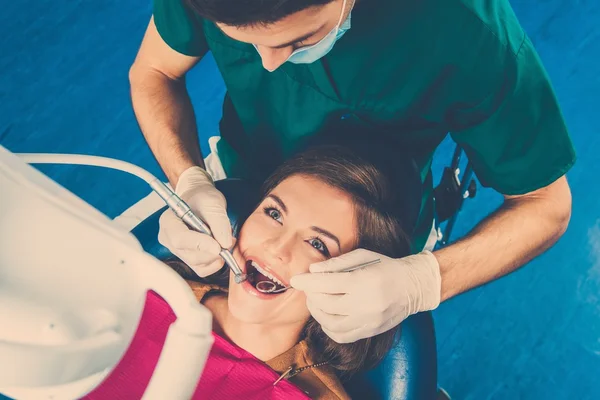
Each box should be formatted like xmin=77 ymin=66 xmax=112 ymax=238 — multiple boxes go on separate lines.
xmin=227 ymin=296 xmax=276 ymax=324
xmin=227 ymin=285 xmax=311 ymax=326
xmin=228 ymin=285 xmax=289 ymax=321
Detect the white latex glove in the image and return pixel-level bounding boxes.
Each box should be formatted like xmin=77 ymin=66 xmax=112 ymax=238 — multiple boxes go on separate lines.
xmin=158 ymin=166 xmax=232 ymax=277
xmin=290 ymin=249 xmax=441 ymax=343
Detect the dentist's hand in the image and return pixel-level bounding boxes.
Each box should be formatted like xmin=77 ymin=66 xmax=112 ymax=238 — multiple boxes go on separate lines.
xmin=290 ymin=249 xmax=441 ymax=343
xmin=158 ymin=166 xmax=232 ymax=277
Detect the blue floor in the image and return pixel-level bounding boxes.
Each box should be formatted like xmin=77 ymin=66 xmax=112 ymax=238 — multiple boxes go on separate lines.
xmin=1 ymin=1 xmax=598 ymax=399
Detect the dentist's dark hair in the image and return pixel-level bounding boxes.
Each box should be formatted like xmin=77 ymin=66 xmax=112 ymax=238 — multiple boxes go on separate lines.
xmin=185 ymin=0 xmax=335 ymax=26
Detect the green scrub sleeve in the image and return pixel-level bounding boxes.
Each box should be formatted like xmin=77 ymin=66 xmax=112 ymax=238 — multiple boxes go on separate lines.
xmin=153 ymin=0 xmax=209 ymax=57
xmin=450 ymin=36 xmax=576 ymax=195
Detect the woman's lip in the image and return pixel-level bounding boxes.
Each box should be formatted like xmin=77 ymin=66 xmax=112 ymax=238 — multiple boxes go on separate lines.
xmin=236 ymin=253 xmax=290 ymax=299
xmin=246 ymin=255 xmax=289 ymax=286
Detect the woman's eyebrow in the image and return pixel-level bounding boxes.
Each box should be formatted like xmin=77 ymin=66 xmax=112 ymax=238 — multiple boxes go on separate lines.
xmin=311 ymin=226 xmax=341 ymax=252
xmin=267 ymin=194 xmax=287 ymax=213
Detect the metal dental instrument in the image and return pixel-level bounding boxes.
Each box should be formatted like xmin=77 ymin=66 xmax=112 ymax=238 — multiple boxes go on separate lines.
xmin=174 ymin=206 xmax=247 ymax=284
xmin=16 ymin=153 xmax=248 ymax=284
xmin=255 ymin=258 xmax=381 ymax=294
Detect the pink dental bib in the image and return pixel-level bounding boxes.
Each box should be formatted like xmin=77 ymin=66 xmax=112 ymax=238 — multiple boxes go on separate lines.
xmin=83 ymin=291 xmax=311 ymax=399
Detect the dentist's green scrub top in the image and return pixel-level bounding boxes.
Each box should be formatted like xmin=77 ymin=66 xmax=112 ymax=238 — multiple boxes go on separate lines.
xmin=152 ymin=0 xmax=576 ymax=251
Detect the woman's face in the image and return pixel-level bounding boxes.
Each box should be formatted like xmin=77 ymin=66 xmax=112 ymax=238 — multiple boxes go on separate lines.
xmin=228 ymin=174 xmax=358 ymax=326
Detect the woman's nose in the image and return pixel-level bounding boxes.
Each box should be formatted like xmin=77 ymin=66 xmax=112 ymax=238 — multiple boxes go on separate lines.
xmin=263 ymin=233 xmax=293 ymax=264
xmin=255 ymin=45 xmax=293 ymax=72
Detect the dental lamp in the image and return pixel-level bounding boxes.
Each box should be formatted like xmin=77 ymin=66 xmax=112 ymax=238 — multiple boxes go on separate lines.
xmin=0 ymin=145 xmax=213 ymax=399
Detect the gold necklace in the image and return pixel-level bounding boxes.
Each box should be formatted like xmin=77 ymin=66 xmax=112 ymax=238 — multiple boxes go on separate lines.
xmin=273 ymin=361 xmax=330 ymax=386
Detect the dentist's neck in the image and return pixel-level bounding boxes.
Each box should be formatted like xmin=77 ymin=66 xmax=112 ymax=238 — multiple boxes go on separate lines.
xmin=217 ymin=304 xmax=306 ymax=361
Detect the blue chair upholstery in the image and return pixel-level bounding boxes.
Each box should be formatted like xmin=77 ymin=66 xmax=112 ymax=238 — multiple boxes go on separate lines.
xmin=131 ymin=179 xmax=438 ymax=400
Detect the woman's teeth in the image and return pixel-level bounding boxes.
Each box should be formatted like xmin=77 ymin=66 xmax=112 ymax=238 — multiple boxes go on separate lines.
xmin=251 ymin=260 xmax=283 ymax=286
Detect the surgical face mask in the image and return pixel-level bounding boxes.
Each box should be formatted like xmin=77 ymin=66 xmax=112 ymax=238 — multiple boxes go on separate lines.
xmin=255 ymin=0 xmax=353 ymax=68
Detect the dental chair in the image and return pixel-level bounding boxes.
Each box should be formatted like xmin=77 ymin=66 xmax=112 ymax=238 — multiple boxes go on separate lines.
xmin=131 ymin=178 xmax=438 ymax=400
xmin=434 ymin=145 xmax=477 ymax=246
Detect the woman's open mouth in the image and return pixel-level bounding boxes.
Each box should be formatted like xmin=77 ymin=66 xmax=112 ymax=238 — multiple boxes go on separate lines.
xmin=246 ymin=260 xmax=287 ymax=294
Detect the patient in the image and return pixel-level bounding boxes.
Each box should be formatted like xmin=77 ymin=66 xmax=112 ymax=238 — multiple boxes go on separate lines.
xmin=85 ymin=137 xmax=421 ymax=400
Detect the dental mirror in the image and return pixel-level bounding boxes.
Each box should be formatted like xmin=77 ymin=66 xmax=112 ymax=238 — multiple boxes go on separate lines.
xmin=255 ymin=281 xmax=290 ymax=294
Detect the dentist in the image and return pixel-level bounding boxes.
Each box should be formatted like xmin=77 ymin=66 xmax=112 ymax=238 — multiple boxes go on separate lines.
xmin=129 ymin=0 xmax=575 ymax=344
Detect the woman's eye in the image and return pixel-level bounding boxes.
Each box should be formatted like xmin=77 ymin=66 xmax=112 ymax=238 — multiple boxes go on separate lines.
xmin=263 ymin=207 xmax=283 ymax=223
xmin=308 ymin=238 xmax=330 ymax=257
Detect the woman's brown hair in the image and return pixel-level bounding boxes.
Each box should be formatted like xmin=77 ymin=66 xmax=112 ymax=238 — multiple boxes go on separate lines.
xmin=170 ymin=133 xmax=422 ymax=380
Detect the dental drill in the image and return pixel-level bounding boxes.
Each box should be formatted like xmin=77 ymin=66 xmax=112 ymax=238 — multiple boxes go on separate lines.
xmin=16 ymin=153 xmax=247 ymax=284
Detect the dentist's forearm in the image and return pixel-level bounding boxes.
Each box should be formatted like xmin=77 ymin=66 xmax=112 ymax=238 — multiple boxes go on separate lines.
xmin=433 ymin=176 xmax=572 ymax=302
xmin=129 ymin=67 xmax=204 ymax=187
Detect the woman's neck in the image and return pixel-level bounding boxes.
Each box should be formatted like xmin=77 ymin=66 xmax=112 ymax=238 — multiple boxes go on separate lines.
xmin=206 ymin=295 xmax=305 ymax=361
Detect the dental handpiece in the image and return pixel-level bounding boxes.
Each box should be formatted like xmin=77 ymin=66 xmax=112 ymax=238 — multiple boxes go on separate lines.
xmin=14 ymin=153 xmax=248 ymax=284
xmin=180 ymin=211 xmax=247 ymax=284
xmin=150 ymin=180 xmax=248 ymax=284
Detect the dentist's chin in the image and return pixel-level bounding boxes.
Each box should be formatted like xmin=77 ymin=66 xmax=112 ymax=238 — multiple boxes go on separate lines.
xmin=261 ymin=60 xmax=283 ymax=72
